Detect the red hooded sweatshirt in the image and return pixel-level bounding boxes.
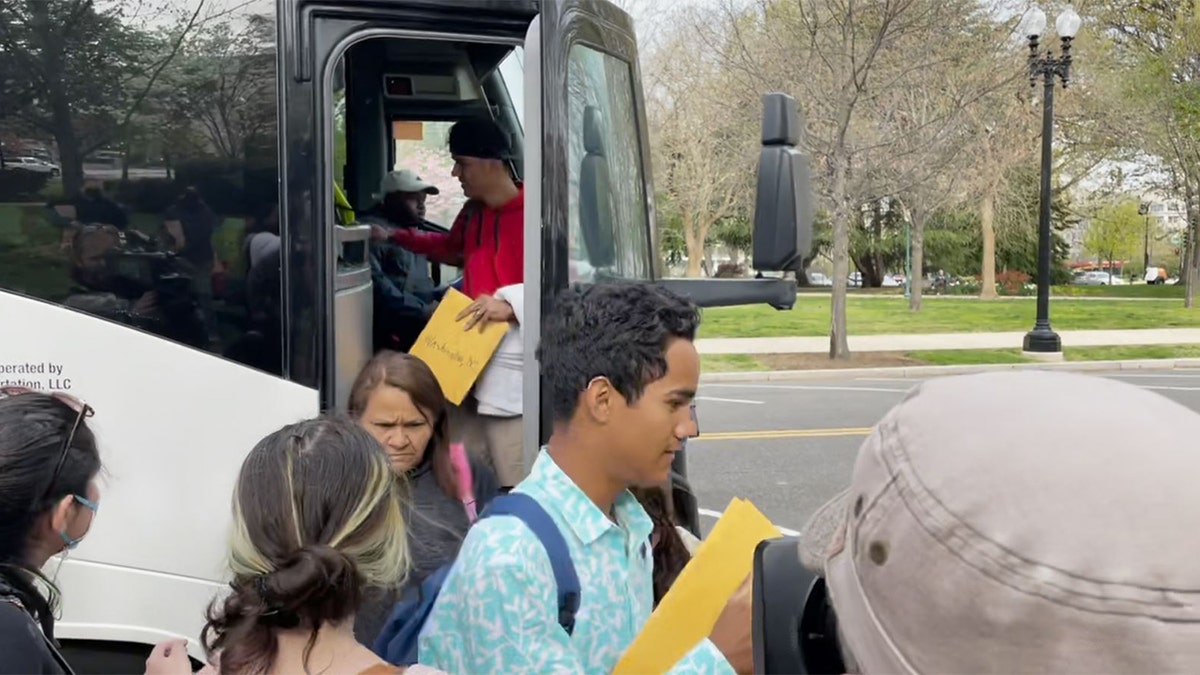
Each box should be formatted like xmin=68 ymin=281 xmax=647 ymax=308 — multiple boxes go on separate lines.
xmin=389 ymin=185 xmax=524 ymax=299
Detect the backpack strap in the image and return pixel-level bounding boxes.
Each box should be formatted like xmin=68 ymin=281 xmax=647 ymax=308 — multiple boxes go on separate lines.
xmin=482 ymin=493 xmax=580 ymax=635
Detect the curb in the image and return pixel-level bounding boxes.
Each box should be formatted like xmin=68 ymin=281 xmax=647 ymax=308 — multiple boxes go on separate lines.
xmin=699 ymin=358 xmax=1200 ymax=383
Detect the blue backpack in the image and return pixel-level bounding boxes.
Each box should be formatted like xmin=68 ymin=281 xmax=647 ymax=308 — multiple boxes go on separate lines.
xmin=371 ymin=492 xmax=581 ymax=665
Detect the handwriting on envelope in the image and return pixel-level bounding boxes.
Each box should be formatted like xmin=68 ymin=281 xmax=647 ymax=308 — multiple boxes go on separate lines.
xmin=409 ymin=288 xmax=508 ymax=405
xmin=614 ymin=498 xmax=781 ymax=674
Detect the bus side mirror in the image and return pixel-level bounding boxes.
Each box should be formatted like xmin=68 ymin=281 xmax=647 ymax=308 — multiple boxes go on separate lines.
xmin=752 ymin=93 xmax=814 ymax=272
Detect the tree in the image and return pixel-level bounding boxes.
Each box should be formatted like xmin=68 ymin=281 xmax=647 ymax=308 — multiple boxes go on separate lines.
xmin=1090 ymin=0 xmax=1200 ymax=304
xmin=654 ymin=191 xmax=688 ymax=270
xmin=993 ymin=164 xmax=1076 ymax=283
xmin=160 ymin=12 xmax=276 ymax=162
xmin=1085 ymin=199 xmax=1144 ymax=282
xmin=711 ymin=215 xmax=753 ymax=265
xmin=874 ymin=11 xmax=1016 ymax=310
xmin=644 ymin=9 xmax=752 ymax=277
xmin=0 ymin=0 xmax=203 ymax=194
xmin=709 ymin=0 xmax=982 ymax=358
xmin=850 ymin=198 xmax=905 ymax=288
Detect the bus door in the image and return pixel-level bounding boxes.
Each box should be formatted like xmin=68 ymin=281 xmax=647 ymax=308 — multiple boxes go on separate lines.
xmin=520 ymin=0 xmax=659 ymax=473
xmin=277 ymin=0 xmax=537 ymax=411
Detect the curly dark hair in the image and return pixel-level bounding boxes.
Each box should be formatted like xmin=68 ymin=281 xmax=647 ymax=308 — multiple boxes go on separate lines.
xmin=537 ymin=283 xmax=701 ymax=422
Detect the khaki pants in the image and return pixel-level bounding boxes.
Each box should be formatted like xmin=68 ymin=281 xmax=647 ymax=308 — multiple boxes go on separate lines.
xmin=448 ymin=396 xmax=526 ymax=488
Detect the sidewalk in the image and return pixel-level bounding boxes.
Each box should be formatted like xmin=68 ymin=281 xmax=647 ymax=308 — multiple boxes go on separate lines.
xmin=695 ymin=328 xmax=1200 ymax=355
xmin=699 ymin=358 xmax=1200 ymax=383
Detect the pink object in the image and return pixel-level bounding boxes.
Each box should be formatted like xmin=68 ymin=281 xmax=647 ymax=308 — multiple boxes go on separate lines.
xmin=449 ymin=442 xmax=477 ymax=522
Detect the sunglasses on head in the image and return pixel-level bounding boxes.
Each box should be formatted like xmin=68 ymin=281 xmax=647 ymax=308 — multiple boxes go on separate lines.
xmin=0 ymin=386 xmax=95 ymax=504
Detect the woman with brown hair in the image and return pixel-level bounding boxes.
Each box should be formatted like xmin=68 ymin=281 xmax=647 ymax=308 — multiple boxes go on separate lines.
xmin=630 ymin=485 xmax=702 ymax=607
xmin=347 ymin=351 xmax=499 ymax=645
xmin=199 ymin=415 xmax=445 ymax=675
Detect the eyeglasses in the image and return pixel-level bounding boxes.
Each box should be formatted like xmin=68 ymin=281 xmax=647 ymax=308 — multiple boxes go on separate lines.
xmin=0 ymin=386 xmax=95 ymax=504
xmin=688 ymin=402 xmax=700 ymax=439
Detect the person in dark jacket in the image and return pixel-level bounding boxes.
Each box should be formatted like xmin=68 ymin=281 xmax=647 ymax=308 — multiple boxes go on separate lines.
xmin=346 ymin=351 xmax=499 ymax=645
xmin=360 ymin=170 xmax=442 ymax=353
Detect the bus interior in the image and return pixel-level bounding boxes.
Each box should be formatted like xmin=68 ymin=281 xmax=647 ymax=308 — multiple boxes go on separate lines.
xmin=327 ymin=31 xmax=626 ymax=410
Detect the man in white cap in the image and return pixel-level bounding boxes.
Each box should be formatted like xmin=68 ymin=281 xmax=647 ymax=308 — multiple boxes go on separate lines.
xmin=360 ymin=169 xmax=442 ymax=352
xmin=758 ymin=370 xmax=1200 ymax=673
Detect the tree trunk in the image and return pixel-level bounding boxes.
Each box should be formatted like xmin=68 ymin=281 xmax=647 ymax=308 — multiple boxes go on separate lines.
xmin=121 ymin=140 xmax=130 ymax=182
xmin=32 ymin=2 xmax=83 ymax=195
xmin=909 ymin=210 xmax=925 ymax=312
xmin=829 ymin=152 xmax=851 ymax=360
xmin=872 ymin=201 xmax=884 ymax=285
xmin=979 ymin=188 xmax=998 ymax=299
xmin=54 ymin=117 xmax=84 ymax=197
xmin=684 ymin=221 xmax=704 ymax=277
xmin=1185 ymin=176 xmax=1199 ymax=309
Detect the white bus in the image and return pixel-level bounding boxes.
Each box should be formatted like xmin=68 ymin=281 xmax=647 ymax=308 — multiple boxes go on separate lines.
xmin=0 ymin=0 xmax=811 ymax=668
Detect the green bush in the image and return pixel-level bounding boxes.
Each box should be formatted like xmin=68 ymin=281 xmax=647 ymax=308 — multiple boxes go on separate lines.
xmin=174 ymin=160 xmax=279 ymax=217
xmin=108 ymin=178 xmax=177 ymax=214
xmin=0 ymin=169 xmax=51 ymax=201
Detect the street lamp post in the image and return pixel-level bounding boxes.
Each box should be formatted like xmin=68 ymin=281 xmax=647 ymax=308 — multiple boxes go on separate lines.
xmin=1140 ymin=203 xmax=1151 ymax=273
xmin=1021 ymin=6 xmax=1080 ymax=355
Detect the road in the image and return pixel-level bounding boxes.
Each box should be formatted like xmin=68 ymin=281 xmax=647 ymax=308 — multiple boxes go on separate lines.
xmin=686 ymin=369 xmax=1200 ymax=537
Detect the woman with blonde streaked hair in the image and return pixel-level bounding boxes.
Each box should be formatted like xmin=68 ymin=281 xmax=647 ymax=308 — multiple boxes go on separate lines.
xmin=197 ymin=415 xmax=445 ymax=675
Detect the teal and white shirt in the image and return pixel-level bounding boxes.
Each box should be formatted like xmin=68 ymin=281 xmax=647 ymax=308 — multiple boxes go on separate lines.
xmin=417 ymin=451 xmax=735 ymax=674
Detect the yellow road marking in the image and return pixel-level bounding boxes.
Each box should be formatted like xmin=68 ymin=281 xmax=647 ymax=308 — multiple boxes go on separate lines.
xmin=692 ymin=427 xmax=873 ymax=441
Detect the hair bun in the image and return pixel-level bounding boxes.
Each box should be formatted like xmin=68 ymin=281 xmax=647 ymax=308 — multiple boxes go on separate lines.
xmin=257 ymin=545 xmax=360 ymax=627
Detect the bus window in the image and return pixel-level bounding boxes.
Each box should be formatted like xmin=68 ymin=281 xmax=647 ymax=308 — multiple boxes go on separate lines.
xmin=392 ymin=121 xmax=464 ymax=228
xmin=497 ymin=48 xmax=526 ymax=131
xmin=566 ymin=44 xmax=652 ymax=281
xmin=0 ymin=3 xmax=284 ymax=377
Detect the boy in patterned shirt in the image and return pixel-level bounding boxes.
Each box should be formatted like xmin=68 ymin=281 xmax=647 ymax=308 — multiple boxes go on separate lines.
xmin=418 ymin=283 xmax=751 ymax=673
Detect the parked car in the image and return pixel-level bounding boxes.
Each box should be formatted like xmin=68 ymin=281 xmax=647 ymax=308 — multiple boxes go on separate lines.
xmin=807 ymin=271 xmax=832 ymax=287
xmin=1073 ymin=270 xmax=1126 ymax=286
xmin=6 ymin=156 xmax=60 ymax=176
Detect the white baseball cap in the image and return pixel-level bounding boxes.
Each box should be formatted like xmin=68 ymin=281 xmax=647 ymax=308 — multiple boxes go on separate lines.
xmin=798 ymin=370 xmax=1200 ymax=673
xmin=374 ymin=169 xmax=439 ymax=201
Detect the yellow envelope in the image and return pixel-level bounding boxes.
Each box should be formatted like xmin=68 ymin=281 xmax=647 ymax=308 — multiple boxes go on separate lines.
xmin=409 ymin=288 xmax=508 ymax=404
xmin=614 ymin=498 xmax=781 ymax=674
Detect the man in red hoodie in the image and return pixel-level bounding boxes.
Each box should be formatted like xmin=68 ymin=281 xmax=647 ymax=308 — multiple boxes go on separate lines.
xmin=372 ymin=117 xmax=523 ymax=312
xmin=371 ymin=116 xmax=528 ymax=489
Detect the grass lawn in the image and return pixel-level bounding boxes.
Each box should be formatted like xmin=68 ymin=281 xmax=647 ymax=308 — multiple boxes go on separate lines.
xmin=0 ymin=202 xmax=249 ymax=302
xmin=698 ymin=295 xmax=1200 ymax=339
xmin=1052 ymin=284 xmax=1185 ymax=298
xmin=702 ymin=345 xmax=1200 ymax=372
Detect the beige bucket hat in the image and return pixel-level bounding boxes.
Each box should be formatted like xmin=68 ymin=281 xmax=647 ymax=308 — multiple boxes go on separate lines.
xmin=799 ymin=370 xmax=1200 ymax=673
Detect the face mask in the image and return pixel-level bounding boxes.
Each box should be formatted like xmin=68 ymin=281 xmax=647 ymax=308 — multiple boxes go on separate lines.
xmin=59 ymin=494 xmax=99 ymax=550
